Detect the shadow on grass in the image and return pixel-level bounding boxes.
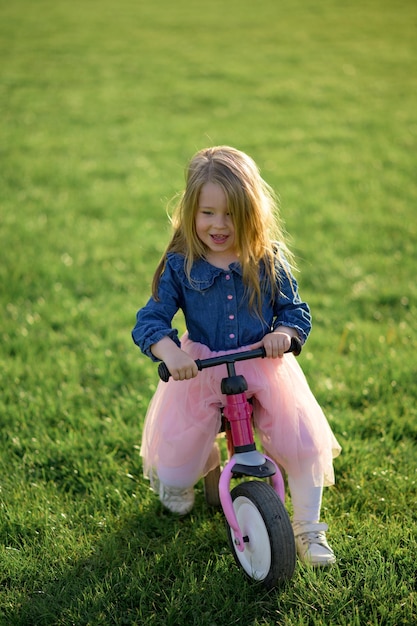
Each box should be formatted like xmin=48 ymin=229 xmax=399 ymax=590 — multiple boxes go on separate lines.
xmin=7 ymin=492 xmax=275 ymax=626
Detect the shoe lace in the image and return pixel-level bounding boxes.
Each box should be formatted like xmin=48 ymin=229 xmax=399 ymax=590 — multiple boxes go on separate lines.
xmin=162 ymin=485 xmax=192 ymax=501
xmin=295 ymin=523 xmax=329 ymax=546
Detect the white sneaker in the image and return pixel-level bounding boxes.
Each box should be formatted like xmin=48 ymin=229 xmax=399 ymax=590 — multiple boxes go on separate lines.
xmin=293 ymin=522 xmax=336 ymax=566
xmin=159 ymin=483 xmax=195 ymax=516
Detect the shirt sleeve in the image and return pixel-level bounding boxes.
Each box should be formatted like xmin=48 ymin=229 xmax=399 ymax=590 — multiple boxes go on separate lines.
xmin=272 ymin=267 xmax=312 ymax=344
xmin=131 ymin=262 xmax=182 ymax=361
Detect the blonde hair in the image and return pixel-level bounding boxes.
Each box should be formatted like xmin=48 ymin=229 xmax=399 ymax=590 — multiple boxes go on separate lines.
xmin=152 ymin=146 xmax=294 ymax=313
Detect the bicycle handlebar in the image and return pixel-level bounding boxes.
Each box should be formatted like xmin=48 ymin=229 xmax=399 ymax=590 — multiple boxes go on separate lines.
xmin=157 ymin=336 xmax=302 ymax=383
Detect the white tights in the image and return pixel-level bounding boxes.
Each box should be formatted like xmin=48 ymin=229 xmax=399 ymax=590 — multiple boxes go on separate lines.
xmin=287 ymin=472 xmax=323 ymax=523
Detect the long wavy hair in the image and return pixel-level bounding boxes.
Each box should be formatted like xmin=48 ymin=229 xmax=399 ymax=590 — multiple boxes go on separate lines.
xmin=152 ymin=146 xmax=294 ymax=314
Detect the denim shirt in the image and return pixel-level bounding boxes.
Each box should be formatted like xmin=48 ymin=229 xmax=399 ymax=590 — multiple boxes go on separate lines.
xmin=132 ymin=252 xmax=312 ymax=361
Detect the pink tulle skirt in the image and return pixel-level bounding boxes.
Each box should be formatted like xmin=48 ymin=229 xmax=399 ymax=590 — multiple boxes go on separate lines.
xmin=140 ymin=335 xmax=341 ymax=488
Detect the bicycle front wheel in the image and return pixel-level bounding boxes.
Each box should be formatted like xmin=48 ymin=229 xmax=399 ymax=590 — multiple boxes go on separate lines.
xmin=226 ymin=481 xmax=296 ymax=589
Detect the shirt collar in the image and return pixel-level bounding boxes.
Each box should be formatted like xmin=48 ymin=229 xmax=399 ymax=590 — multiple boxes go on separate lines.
xmin=167 ymin=253 xmax=243 ymax=289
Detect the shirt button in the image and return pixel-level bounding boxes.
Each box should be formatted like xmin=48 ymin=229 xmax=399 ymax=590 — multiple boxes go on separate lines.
xmin=229 ymin=333 xmax=235 ymax=339
xmin=227 ymin=295 xmax=233 ymax=300
xmin=225 ymin=274 xmax=231 ymax=280
xmin=229 ymin=314 xmax=234 ymax=320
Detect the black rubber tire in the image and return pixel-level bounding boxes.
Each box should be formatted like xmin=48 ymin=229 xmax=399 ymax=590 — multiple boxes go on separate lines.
xmin=203 ymin=464 xmax=222 ymax=507
xmin=226 ymin=481 xmax=296 ymax=589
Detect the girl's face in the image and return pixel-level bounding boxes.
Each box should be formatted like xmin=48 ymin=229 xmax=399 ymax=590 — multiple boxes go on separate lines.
xmin=195 ymin=182 xmax=237 ymax=267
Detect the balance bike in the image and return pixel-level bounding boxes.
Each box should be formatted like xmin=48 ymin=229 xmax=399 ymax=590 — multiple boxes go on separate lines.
xmin=158 ymin=338 xmax=301 ymax=589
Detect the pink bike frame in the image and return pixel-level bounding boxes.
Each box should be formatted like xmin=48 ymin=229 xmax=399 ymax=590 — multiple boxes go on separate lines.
xmin=158 ymin=340 xmax=302 ymax=552
xmin=218 ymin=390 xmax=286 ymax=552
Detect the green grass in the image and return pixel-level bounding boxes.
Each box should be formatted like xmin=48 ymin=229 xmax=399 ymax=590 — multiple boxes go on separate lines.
xmin=1 ymin=0 xmax=416 ymax=624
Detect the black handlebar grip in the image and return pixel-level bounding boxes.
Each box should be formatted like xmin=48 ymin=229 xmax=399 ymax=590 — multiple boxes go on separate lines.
xmin=157 ymin=361 xmax=171 ymax=382
xmin=157 ymin=359 xmax=203 ymax=382
xmin=289 ymin=336 xmax=302 ymax=356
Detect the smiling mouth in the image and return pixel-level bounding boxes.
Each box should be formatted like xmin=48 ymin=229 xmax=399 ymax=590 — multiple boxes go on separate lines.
xmin=210 ymin=234 xmax=229 ymax=244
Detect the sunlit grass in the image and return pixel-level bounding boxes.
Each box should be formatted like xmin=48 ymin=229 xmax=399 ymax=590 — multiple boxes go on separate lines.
xmin=0 ymin=0 xmax=416 ymax=624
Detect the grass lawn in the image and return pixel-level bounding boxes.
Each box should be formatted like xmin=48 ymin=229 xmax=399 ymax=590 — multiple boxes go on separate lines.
xmin=1 ymin=0 xmax=416 ymax=624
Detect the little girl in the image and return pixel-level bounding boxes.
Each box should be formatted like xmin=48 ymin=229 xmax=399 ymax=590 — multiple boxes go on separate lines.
xmin=132 ymin=146 xmax=341 ymax=566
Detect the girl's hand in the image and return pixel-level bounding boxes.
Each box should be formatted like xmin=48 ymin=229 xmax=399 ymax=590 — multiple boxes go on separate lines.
xmin=164 ymin=350 xmax=198 ymax=381
xmin=259 ymin=327 xmax=300 ymax=358
xmin=150 ymin=336 xmax=198 ymax=381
